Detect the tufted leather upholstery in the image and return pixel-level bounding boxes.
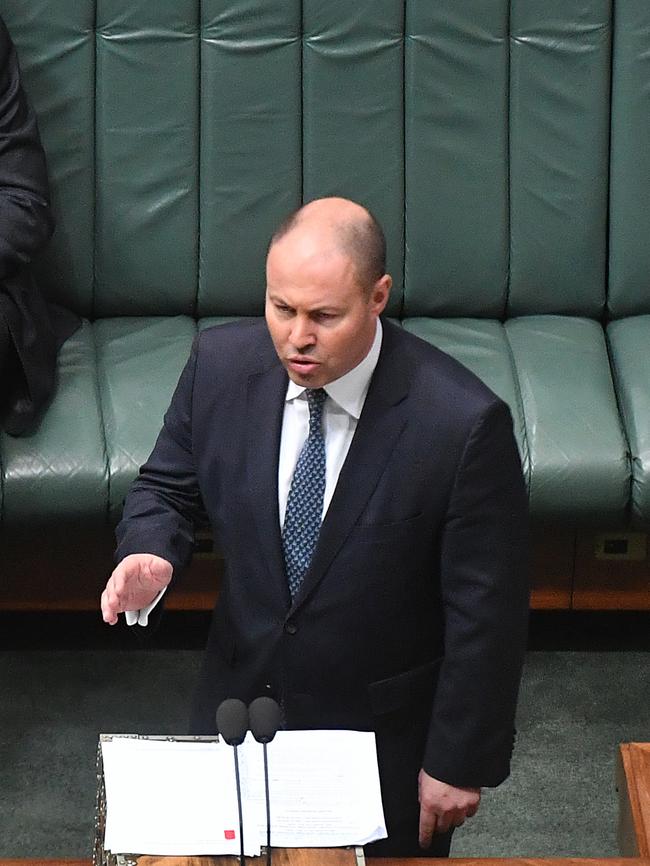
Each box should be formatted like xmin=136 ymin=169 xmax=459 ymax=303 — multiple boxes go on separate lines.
xmin=0 ymin=0 xmax=648 ymax=535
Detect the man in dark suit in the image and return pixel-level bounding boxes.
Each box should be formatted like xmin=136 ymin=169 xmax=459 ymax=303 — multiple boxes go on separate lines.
xmin=0 ymin=15 xmax=78 ymax=435
xmin=101 ymin=197 xmax=529 ymax=858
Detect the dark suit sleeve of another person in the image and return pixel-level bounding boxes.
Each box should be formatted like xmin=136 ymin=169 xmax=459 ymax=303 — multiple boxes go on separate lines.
xmin=115 ymin=337 xmax=206 ymax=576
xmin=423 ymin=399 xmax=530 ymax=789
xmin=0 ymin=18 xmax=52 ymax=280
xmin=0 ymin=17 xmax=80 ymax=435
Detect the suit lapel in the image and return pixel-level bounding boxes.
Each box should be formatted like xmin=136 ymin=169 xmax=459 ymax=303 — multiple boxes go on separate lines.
xmin=246 ymin=350 xmax=290 ymax=602
xmin=291 ymin=322 xmax=411 ymax=612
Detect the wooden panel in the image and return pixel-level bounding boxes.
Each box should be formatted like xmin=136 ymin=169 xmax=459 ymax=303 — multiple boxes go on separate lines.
xmin=164 ymin=557 xmax=221 ymax=611
xmin=4 ymin=857 xmax=650 ymax=866
xmin=0 ymin=527 xmax=221 ymax=612
xmin=618 ymin=744 xmax=650 ymax=857
xmin=0 ymin=523 xmax=574 ymax=612
xmin=529 ymin=525 xmax=574 ymax=609
xmin=573 ymin=533 xmax=650 ymax=610
xmin=619 ymin=745 xmax=642 ymax=856
xmin=4 ymin=523 xmax=650 ymax=614
xmin=0 ymin=524 xmax=115 ymax=610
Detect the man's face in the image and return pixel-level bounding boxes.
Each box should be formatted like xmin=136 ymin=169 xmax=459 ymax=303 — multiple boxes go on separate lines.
xmin=265 ymin=231 xmax=390 ymax=389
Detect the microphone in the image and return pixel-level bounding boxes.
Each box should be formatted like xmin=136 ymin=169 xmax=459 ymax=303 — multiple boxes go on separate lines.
xmin=249 ymin=696 xmax=282 ymax=745
xmin=216 ymin=699 xmax=249 ymax=866
xmin=249 ymin=697 xmax=282 ymax=866
xmin=216 ymin=698 xmax=249 ymax=746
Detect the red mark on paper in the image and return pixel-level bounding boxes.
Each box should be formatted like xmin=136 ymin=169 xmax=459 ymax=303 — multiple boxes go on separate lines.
xmin=224 ymin=830 xmax=236 ymax=840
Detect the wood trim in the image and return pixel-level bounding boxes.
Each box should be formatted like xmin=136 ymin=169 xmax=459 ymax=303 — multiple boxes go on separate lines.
xmin=618 ymin=744 xmax=650 ymax=856
xmin=136 ymin=852 xmax=358 ymax=866
xmin=573 ymin=535 xmax=650 ymax=611
xmin=0 ymin=852 xmax=650 ymax=866
xmin=3 ymin=523 xmax=650 ymax=613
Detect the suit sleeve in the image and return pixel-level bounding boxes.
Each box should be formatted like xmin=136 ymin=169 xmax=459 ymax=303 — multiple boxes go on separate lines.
xmin=422 ymin=399 xmax=530 ymax=788
xmin=115 ymin=336 xmax=207 ymax=576
xmin=0 ymin=18 xmax=53 ymax=280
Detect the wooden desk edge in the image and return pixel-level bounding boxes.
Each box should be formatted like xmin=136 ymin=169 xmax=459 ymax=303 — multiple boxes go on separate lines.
xmin=0 ymin=857 xmax=650 ymax=866
xmin=619 ymin=744 xmax=650 ymax=857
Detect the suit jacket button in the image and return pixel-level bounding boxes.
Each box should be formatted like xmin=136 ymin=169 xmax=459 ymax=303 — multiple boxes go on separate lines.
xmin=284 ymin=621 xmax=298 ymax=635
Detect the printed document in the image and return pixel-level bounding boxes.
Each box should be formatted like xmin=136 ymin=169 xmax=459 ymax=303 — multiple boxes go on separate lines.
xmin=101 ymin=730 xmax=387 ymax=855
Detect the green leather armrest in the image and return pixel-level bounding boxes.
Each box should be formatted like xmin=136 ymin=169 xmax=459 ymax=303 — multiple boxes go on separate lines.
xmin=607 ymin=316 xmax=650 ymax=524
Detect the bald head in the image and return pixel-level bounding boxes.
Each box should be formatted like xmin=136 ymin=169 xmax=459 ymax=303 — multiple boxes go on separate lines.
xmin=269 ymin=197 xmax=387 ymax=293
xmin=265 ymin=198 xmax=391 ymax=387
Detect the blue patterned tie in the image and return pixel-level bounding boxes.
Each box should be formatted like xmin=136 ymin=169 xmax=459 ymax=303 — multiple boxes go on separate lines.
xmin=282 ymin=388 xmax=327 ymax=598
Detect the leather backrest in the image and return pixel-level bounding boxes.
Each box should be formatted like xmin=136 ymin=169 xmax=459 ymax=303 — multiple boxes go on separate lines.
xmin=608 ymin=0 xmax=650 ymax=318
xmin=3 ymin=1 xmax=645 ymax=320
xmin=506 ymin=0 xmax=610 ymax=319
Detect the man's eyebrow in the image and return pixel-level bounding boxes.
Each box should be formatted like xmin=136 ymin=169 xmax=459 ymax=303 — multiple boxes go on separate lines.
xmin=267 ymin=292 xmax=293 ymax=305
xmin=267 ymin=292 xmax=342 ymax=315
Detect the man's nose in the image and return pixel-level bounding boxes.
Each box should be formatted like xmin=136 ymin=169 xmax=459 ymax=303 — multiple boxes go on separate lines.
xmin=290 ymin=317 xmax=315 ymax=348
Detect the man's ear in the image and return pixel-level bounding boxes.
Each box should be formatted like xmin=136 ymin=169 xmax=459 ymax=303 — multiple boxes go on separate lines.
xmin=371 ymin=273 xmax=392 ymax=315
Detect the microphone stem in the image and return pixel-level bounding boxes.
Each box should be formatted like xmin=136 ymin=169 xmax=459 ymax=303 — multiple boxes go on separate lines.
xmin=263 ymin=742 xmax=271 ymax=866
xmin=233 ymin=744 xmax=245 ymax=866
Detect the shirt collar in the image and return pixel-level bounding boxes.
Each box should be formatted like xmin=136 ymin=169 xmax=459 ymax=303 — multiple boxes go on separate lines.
xmin=285 ymin=318 xmax=383 ymax=419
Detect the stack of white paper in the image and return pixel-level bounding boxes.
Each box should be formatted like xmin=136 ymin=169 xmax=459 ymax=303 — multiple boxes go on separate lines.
xmin=101 ymin=730 xmax=386 ymax=856
xmin=101 ymin=739 xmax=254 ymax=856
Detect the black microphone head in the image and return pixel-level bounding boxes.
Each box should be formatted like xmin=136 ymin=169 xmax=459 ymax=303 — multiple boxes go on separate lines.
xmin=216 ymin=698 xmax=249 ymax=746
xmin=249 ymin=696 xmax=282 ymax=744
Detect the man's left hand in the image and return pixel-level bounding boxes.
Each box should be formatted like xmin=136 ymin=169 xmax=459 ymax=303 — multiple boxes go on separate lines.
xmin=418 ymin=769 xmax=481 ymax=848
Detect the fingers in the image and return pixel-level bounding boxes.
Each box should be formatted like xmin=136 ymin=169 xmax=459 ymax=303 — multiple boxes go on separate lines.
xmin=419 ymin=803 xmax=468 ymax=847
xmin=418 ymin=770 xmax=481 ymax=848
xmin=101 ymin=579 xmax=116 ymax=625
xmin=418 ymin=805 xmax=437 ymax=849
xmin=435 ymin=807 xmax=465 ymax=834
xmin=100 ymin=557 xmax=141 ymax=624
xmin=418 ymin=769 xmax=439 ymax=848
xmin=101 ymin=562 xmax=128 ymax=624
xmin=100 ymin=586 xmax=118 ymax=625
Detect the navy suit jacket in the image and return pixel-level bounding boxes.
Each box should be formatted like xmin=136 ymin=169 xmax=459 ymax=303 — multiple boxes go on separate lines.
xmin=116 ymin=317 xmax=529 ymax=814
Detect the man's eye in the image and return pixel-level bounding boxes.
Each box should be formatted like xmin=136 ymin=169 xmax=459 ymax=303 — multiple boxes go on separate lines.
xmin=314 ymin=312 xmax=336 ymax=322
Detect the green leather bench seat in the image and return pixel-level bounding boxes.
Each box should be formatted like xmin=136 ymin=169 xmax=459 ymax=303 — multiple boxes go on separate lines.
xmin=95 ymin=317 xmax=197 ymax=519
xmin=0 ymin=319 xmax=198 ymax=525
xmin=607 ymin=316 xmax=650 ymax=524
xmin=0 ymin=322 xmax=107 ymax=524
xmin=0 ymin=313 xmax=632 ymax=529
xmin=505 ymin=317 xmax=629 ymax=522
xmin=0 ymin=0 xmax=648 ymax=545
xmin=0 ymin=316 xmax=252 ymax=526
xmin=402 ymin=319 xmax=529 ymax=478
xmin=198 ymin=317 xmax=249 ymax=331
xmin=99 ymin=315 xmax=256 ymax=517
xmin=404 ymin=317 xmax=630 ymax=524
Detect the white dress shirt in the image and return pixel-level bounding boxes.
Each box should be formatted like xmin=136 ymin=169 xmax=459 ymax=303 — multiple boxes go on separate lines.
xmin=127 ymin=319 xmax=383 ymax=625
xmin=278 ymin=318 xmax=382 ymax=525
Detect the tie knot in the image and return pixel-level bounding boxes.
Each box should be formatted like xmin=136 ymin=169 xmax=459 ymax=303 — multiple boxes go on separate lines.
xmin=306 ymin=387 xmax=326 ymax=410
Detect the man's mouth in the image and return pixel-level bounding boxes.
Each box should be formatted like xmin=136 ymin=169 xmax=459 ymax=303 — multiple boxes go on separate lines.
xmin=287 ymin=357 xmax=320 ymax=373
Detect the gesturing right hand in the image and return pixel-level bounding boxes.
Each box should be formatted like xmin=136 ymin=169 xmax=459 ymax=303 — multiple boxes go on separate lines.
xmin=101 ymin=553 xmax=173 ymax=625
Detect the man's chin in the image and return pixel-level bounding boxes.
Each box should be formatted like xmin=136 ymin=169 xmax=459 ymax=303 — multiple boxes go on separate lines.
xmin=287 ymin=372 xmax=326 ymax=389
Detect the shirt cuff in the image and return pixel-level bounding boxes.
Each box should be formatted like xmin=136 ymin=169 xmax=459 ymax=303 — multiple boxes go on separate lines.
xmin=125 ymin=587 xmax=167 ymax=627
